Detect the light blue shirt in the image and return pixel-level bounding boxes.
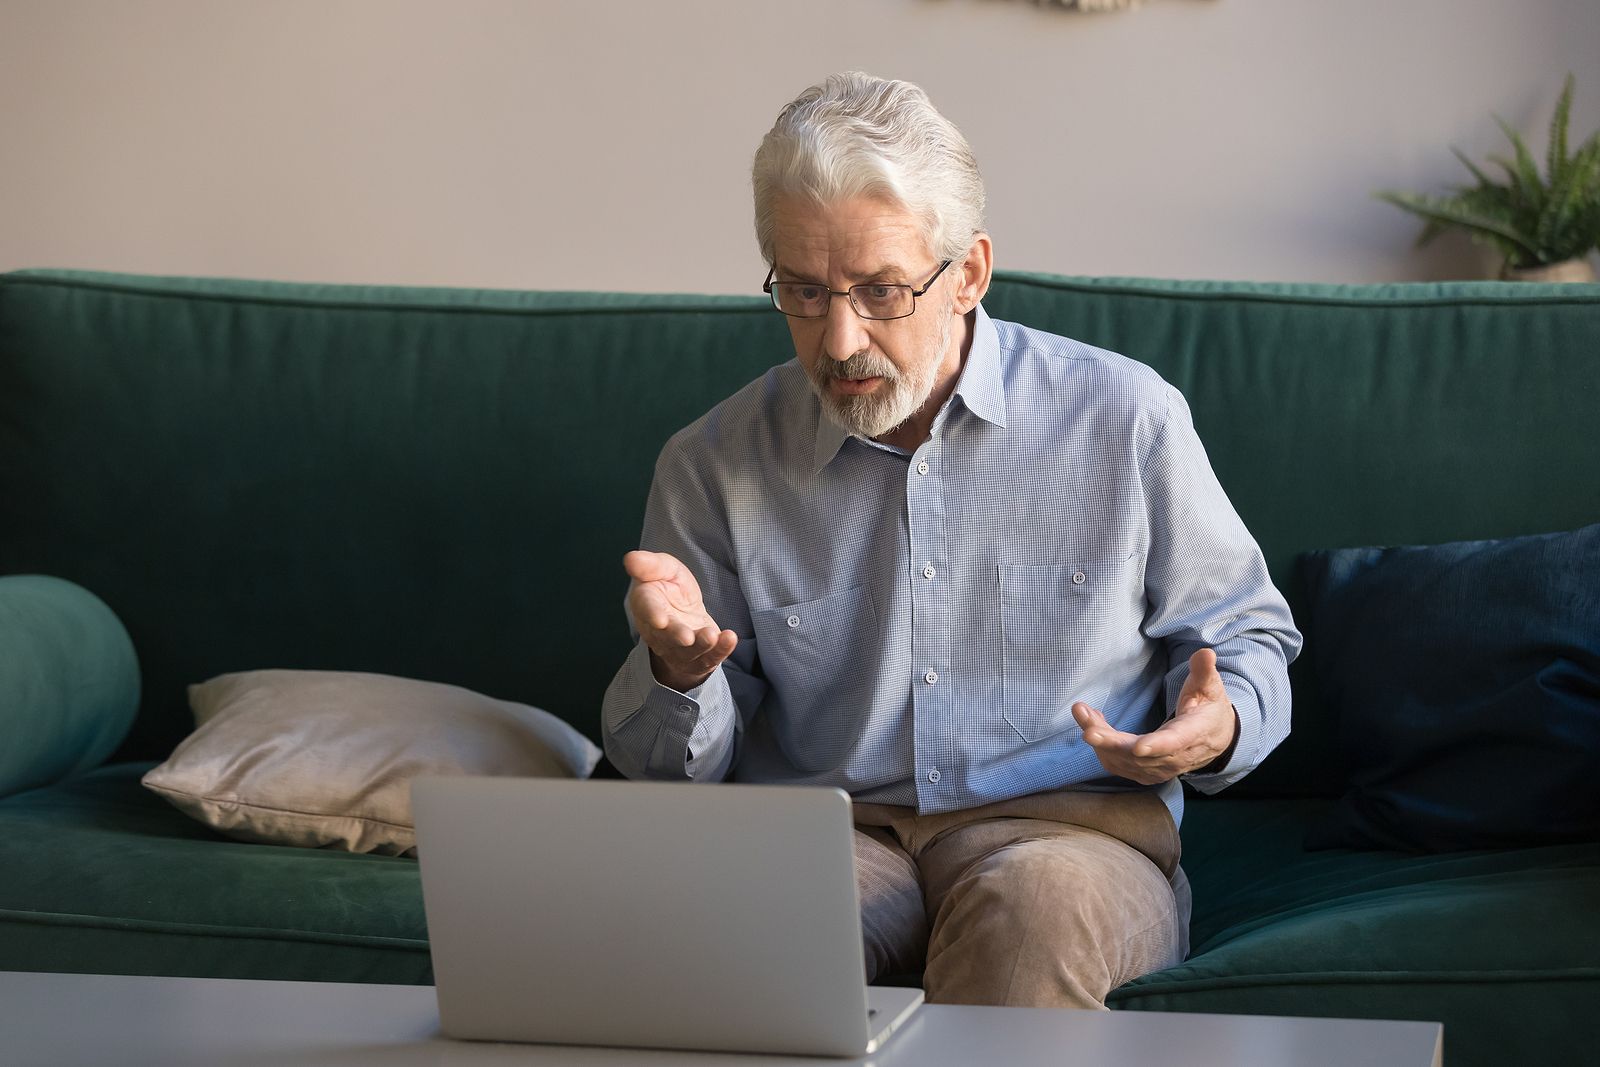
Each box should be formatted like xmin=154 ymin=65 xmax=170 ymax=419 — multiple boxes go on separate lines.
xmin=602 ymin=304 xmax=1302 ymax=825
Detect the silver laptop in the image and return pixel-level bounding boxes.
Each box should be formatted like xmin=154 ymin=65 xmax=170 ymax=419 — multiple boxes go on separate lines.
xmin=411 ymin=777 xmax=924 ymax=1057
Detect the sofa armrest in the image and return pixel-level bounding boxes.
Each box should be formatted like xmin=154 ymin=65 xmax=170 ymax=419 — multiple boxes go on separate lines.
xmin=0 ymin=575 xmax=139 ymax=798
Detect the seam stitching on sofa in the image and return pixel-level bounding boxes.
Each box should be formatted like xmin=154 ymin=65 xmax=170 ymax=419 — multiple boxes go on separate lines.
xmin=0 ymin=276 xmax=774 ymax=319
xmin=1109 ymin=967 xmax=1600 ymax=1001
xmin=0 ymin=908 xmax=427 ymax=951
xmin=994 ymin=274 xmax=1600 ymax=309
xmin=8 ymin=272 xmax=1598 ymax=316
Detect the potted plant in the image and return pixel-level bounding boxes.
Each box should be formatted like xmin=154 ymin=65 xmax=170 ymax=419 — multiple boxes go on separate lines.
xmin=1379 ymin=74 xmax=1599 ymax=282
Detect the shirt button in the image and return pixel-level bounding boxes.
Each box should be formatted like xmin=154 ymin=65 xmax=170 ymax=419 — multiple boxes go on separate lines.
xmin=924 ymin=670 xmax=939 ymax=685
xmin=786 ymin=615 xmax=800 ymax=628
xmin=922 ymin=564 xmax=936 ymax=580
xmin=678 ymin=704 xmax=693 ymax=713
xmin=916 ymin=461 xmax=930 ymax=476
xmin=1072 ymin=571 xmax=1087 ymax=585
xmin=927 ymin=768 xmax=941 ymax=784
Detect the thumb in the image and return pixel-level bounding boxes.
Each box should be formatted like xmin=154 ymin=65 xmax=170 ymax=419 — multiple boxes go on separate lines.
xmin=1180 ymin=647 xmax=1227 ymax=706
xmin=1189 ymin=647 xmax=1220 ymax=679
xmin=623 ymin=550 xmax=682 ymax=584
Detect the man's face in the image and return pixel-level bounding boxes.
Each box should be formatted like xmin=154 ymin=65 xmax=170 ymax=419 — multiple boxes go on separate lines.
xmin=769 ymin=195 xmax=963 ymax=441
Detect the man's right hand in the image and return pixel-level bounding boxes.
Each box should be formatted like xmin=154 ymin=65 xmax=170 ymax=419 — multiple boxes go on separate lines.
xmin=623 ymin=550 xmax=739 ymax=693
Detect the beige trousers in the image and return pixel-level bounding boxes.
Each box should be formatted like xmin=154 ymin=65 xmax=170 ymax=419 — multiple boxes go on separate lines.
xmin=852 ymin=788 xmax=1190 ymax=1010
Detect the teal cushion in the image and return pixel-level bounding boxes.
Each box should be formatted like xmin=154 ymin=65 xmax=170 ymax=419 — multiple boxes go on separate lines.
xmin=0 ymin=575 xmax=139 ymax=797
xmin=1300 ymin=525 xmax=1600 ymax=851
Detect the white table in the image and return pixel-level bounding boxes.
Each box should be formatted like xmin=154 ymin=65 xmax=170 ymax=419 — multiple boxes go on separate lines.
xmin=4 ymin=970 xmax=1442 ymax=1067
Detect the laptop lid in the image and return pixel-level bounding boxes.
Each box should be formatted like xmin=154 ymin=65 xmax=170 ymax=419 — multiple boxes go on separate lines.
xmin=412 ymin=777 xmax=904 ymax=1057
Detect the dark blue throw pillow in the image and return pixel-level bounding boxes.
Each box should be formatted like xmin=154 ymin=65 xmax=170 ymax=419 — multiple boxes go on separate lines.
xmin=1301 ymin=523 xmax=1600 ymax=852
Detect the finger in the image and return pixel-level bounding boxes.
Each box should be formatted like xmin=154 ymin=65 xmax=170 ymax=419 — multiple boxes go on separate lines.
xmin=1070 ymin=702 xmax=1099 ymax=730
xmin=658 ymin=630 xmax=738 ymax=685
xmin=1130 ymin=718 xmax=1201 ymax=759
xmin=1071 ymin=701 xmax=1118 ymax=728
xmin=694 ymin=630 xmax=739 ymax=671
xmin=1071 ymin=702 xmax=1109 ymax=741
xmin=623 ymin=550 xmax=682 ymax=584
xmin=1072 ymin=705 xmax=1140 ymax=751
xmin=629 ymin=584 xmax=683 ymax=632
xmin=673 ymin=619 xmax=718 ymax=648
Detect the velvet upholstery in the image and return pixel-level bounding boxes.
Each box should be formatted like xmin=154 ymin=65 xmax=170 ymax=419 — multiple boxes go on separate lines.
xmin=0 ymin=575 xmax=139 ymax=797
xmin=1300 ymin=525 xmax=1600 ymax=851
xmin=2 ymin=268 xmax=1597 ymax=1067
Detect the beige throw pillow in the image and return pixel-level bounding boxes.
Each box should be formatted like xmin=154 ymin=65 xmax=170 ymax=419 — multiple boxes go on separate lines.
xmin=142 ymin=669 xmax=602 ymax=855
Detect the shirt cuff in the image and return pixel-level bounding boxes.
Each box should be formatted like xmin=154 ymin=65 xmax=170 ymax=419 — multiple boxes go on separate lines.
xmin=613 ymin=639 xmax=739 ymax=780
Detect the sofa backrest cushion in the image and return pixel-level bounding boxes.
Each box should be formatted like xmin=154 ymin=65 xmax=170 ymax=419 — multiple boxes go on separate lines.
xmin=3 ymin=269 xmax=1597 ymax=796
xmin=0 ymin=271 xmax=790 ymax=764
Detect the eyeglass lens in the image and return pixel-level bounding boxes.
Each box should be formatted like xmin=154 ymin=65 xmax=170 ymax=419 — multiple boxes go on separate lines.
xmin=770 ymin=283 xmax=913 ymax=320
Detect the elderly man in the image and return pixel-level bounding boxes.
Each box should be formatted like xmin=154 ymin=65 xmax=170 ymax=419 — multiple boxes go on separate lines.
xmin=602 ymin=72 xmax=1301 ymax=1009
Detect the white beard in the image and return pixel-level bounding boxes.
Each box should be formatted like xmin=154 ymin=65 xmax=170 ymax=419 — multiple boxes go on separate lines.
xmin=806 ymin=301 xmax=955 ymax=439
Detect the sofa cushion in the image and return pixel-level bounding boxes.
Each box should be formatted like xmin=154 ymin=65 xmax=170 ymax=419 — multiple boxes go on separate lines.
xmin=0 ymin=575 xmax=140 ymax=798
xmin=1300 ymin=524 xmax=1600 ymax=852
xmin=0 ymin=763 xmax=432 ymax=983
xmin=1112 ymin=797 xmax=1600 ymax=1067
xmin=142 ymin=670 xmax=602 ymax=855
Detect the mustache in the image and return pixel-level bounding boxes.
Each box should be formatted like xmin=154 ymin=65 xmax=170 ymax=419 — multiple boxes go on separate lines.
xmin=815 ymin=351 xmax=899 ymax=382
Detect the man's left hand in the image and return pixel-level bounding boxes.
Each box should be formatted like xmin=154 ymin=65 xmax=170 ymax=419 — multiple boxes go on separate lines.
xmin=1070 ymin=649 xmax=1239 ymax=785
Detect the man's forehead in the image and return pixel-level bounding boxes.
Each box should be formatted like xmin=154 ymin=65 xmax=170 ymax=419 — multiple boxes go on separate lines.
xmin=770 ymin=195 xmax=930 ymax=278
xmin=773 ymin=259 xmax=915 ymax=283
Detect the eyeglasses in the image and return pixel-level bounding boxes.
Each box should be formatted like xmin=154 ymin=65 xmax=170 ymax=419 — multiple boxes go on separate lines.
xmin=762 ymin=260 xmax=953 ymax=320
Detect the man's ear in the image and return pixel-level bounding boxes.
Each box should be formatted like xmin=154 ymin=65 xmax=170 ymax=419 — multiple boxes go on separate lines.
xmin=953 ymin=233 xmax=994 ymax=314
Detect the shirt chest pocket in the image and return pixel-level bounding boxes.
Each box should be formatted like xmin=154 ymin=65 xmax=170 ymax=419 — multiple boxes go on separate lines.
xmin=748 ymin=585 xmax=876 ymax=700
xmin=751 ymin=585 xmax=877 ymax=771
xmin=998 ymin=557 xmax=1140 ymax=742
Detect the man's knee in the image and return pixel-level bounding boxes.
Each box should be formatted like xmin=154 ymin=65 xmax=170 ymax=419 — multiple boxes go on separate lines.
xmin=927 ymin=830 xmax=1182 ymax=1007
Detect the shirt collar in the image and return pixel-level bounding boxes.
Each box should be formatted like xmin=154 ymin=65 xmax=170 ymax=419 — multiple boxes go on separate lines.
xmin=811 ymin=303 xmax=1008 ymax=475
xmin=957 ymin=303 xmax=1008 ymax=430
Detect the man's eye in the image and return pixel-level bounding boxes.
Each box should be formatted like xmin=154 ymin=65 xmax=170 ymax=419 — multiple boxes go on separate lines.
xmin=795 ymin=286 xmax=824 ymax=302
xmin=867 ymin=286 xmax=893 ymax=300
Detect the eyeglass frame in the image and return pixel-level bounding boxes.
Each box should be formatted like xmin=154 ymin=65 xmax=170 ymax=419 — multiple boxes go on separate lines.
xmin=761 ymin=259 xmax=955 ymax=320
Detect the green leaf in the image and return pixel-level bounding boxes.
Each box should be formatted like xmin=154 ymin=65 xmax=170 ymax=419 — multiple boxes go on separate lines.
xmin=1548 ymin=73 xmax=1575 ymax=186
xmin=1494 ymin=116 xmax=1545 ymax=209
xmin=1378 ymin=191 xmax=1540 ymax=261
xmin=1539 ymin=133 xmax=1598 ymax=257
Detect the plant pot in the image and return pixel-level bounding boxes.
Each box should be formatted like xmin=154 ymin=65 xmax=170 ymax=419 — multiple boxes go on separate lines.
xmin=1500 ymin=258 xmax=1598 ymax=283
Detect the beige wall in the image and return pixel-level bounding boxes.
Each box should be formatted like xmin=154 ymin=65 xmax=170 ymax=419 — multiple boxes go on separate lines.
xmin=3 ymin=0 xmax=1597 ymax=293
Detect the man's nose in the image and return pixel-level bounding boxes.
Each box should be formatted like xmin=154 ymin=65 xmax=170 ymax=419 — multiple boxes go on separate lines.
xmin=823 ymin=291 xmax=868 ymax=362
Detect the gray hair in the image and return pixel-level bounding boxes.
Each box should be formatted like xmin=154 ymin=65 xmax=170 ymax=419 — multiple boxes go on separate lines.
xmin=752 ymin=72 xmax=987 ymax=266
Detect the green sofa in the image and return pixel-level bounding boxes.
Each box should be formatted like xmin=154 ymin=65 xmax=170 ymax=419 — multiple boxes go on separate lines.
xmin=2 ymin=268 xmax=1596 ymax=1065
